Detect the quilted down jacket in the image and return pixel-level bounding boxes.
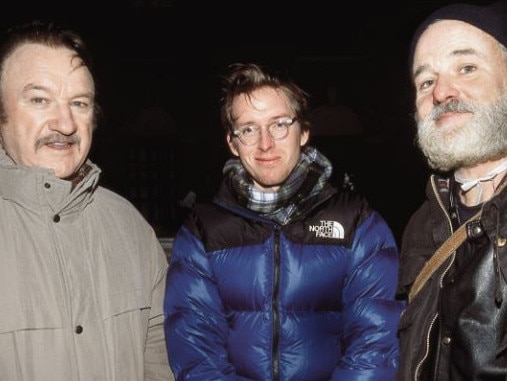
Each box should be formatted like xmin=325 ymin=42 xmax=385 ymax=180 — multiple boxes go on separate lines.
xmin=165 ymin=181 xmax=403 ymax=381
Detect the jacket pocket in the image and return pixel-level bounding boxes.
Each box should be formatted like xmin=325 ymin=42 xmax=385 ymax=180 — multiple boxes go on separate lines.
xmin=100 ymin=287 xmax=151 ymax=319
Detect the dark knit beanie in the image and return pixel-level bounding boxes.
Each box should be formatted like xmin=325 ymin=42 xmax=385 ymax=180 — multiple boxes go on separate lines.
xmin=409 ymin=1 xmax=507 ymax=69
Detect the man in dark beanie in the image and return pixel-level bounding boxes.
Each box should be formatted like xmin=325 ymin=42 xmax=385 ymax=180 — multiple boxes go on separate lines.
xmin=396 ymin=1 xmax=507 ymax=380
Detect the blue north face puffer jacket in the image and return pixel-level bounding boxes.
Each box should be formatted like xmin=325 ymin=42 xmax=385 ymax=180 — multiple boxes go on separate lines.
xmin=164 ymin=182 xmax=403 ymax=381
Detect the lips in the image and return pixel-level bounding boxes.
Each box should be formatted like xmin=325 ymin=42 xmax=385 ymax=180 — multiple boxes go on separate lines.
xmin=256 ymin=156 xmax=279 ymax=165
xmin=47 ymin=141 xmax=73 ymax=148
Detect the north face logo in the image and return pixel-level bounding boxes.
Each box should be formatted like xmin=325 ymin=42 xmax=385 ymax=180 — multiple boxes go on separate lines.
xmin=308 ymin=220 xmax=345 ymax=239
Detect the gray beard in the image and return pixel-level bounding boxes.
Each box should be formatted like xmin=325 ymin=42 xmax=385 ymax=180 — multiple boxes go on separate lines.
xmin=416 ymin=96 xmax=507 ymax=172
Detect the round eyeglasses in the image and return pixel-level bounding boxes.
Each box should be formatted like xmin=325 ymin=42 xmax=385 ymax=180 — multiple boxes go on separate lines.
xmin=232 ymin=117 xmax=298 ymax=146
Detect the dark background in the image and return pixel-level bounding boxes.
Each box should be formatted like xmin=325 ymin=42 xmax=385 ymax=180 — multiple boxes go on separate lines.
xmin=0 ymin=0 xmax=491 ymax=242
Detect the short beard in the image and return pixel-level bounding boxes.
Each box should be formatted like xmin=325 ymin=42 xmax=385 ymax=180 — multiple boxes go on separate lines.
xmin=415 ymin=96 xmax=507 ymax=172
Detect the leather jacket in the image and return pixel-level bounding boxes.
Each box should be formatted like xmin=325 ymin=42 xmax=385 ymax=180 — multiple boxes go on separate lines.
xmin=396 ymin=174 xmax=507 ymax=380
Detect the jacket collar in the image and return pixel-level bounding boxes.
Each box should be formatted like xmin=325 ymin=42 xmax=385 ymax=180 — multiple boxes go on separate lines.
xmin=0 ymin=146 xmax=101 ymax=217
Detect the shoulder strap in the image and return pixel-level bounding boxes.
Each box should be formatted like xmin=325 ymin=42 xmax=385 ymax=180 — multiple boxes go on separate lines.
xmin=408 ymin=209 xmax=481 ymax=302
xmin=408 ymin=176 xmax=507 ymax=303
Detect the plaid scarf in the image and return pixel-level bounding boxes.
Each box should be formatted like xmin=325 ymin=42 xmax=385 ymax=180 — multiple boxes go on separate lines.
xmin=223 ymin=146 xmax=332 ymax=225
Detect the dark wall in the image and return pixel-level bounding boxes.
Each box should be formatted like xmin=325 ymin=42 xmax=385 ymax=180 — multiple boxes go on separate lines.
xmin=0 ymin=0 xmax=490 ymax=241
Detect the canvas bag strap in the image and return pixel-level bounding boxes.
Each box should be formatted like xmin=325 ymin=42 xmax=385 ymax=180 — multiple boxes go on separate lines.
xmin=408 ymin=209 xmax=481 ymax=302
xmin=408 ymin=177 xmax=507 ymax=303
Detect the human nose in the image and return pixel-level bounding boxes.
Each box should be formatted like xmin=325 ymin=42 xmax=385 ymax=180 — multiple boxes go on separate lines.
xmin=48 ymin=105 xmax=77 ymax=135
xmin=432 ymin=75 xmax=459 ymax=105
xmin=257 ymin=126 xmax=275 ymax=150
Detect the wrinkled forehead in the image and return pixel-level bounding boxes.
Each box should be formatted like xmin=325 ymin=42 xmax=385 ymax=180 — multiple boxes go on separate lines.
xmin=1 ymin=42 xmax=94 ymax=91
xmin=413 ymin=19 xmax=503 ymax=73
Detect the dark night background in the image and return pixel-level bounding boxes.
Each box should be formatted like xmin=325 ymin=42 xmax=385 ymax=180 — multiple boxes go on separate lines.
xmin=0 ymin=0 xmax=491 ymax=242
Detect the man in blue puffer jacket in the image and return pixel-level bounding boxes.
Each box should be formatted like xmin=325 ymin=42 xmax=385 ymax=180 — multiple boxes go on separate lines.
xmin=164 ymin=62 xmax=404 ymax=381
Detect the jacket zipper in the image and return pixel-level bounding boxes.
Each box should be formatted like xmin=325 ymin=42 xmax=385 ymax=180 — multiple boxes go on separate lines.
xmin=413 ymin=312 xmax=438 ymax=380
xmin=272 ymin=228 xmax=281 ymax=381
xmin=412 ymin=176 xmax=455 ymax=380
xmin=430 ymin=175 xmax=457 ymax=290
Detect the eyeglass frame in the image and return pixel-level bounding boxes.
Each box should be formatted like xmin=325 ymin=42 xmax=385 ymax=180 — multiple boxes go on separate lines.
xmin=231 ymin=117 xmax=298 ymax=146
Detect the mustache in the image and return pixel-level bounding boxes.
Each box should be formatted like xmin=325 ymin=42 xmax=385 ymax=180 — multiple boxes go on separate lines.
xmin=35 ymin=134 xmax=80 ymax=150
xmin=428 ymin=99 xmax=475 ymax=120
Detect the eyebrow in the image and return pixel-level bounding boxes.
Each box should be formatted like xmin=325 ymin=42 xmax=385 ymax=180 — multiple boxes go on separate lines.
xmin=236 ymin=115 xmax=292 ymax=125
xmin=22 ymin=83 xmax=94 ymax=99
xmin=413 ymin=47 xmax=478 ymax=80
xmin=22 ymin=83 xmax=47 ymax=92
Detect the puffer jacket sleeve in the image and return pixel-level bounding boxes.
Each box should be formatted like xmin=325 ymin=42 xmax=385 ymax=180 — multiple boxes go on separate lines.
xmin=164 ymin=225 xmax=253 ymax=381
xmin=330 ymin=211 xmax=404 ymax=381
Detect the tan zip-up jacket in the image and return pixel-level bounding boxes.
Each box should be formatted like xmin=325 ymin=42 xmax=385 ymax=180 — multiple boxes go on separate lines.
xmin=0 ymin=148 xmax=174 ymax=381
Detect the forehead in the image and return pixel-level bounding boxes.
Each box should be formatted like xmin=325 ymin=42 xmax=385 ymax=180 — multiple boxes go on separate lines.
xmin=413 ymin=20 xmax=504 ymax=71
xmin=1 ymin=42 xmax=94 ymax=90
xmin=232 ymin=87 xmax=289 ymax=115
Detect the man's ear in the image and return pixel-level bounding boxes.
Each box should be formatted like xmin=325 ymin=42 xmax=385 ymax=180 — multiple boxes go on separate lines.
xmin=227 ymin=133 xmax=240 ymax=157
xmin=301 ymin=129 xmax=309 ymax=146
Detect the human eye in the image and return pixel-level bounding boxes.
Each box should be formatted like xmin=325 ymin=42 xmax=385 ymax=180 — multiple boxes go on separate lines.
xmin=417 ymin=78 xmax=435 ymax=91
xmin=275 ymin=118 xmax=292 ymax=128
xmin=460 ymin=64 xmax=477 ymax=74
xmin=239 ymin=125 xmax=258 ymax=137
xmin=71 ymin=99 xmax=91 ymax=109
xmin=30 ymin=96 xmax=49 ymax=105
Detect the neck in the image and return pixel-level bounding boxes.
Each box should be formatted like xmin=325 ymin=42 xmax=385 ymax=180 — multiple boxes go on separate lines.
xmin=454 ymin=157 xmax=507 ymax=206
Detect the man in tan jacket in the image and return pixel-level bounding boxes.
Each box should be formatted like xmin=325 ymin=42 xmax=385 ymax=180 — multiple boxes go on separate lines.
xmin=0 ymin=20 xmax=174 ymax=381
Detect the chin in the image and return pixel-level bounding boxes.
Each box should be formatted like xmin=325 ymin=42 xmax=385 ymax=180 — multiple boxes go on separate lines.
xmin=54 ymin=168 xmax=74 ymax=179
xmin=256 ymin=181 xmax=283 ymax=192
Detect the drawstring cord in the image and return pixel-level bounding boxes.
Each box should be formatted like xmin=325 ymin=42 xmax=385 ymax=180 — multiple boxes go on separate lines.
xmin=455 ymin=159 xmax=507 ymax=206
